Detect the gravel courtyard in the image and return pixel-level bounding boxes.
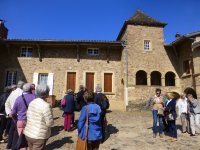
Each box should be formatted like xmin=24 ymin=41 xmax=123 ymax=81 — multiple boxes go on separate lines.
xmin=1 ymin=107 xmax=200 ymax=150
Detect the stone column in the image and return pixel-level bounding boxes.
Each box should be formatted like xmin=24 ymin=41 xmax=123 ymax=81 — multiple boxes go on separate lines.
xmin=161 ymin=77 xmax=165 ymax=86
xmin=147 ymin=74 xmax=151 ymax=86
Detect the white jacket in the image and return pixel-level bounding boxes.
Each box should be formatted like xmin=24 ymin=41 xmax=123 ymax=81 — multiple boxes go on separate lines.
xmin=5 ymin=88 xmax=23 ymax=115
xmin=24 ymin=98 xmax=54 ymax=139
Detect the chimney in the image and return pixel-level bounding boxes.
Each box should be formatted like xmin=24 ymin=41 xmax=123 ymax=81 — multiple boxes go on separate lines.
xmin=0 ymin=20 xmax=8 ymax=40
xmin=175 ymin=32 xmax=181 ymax=39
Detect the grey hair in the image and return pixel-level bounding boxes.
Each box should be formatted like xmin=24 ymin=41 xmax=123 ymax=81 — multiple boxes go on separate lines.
xmin=23 ymin=83 xmax=32 ymax=92
xmin=96 ymin=84 xmax=102 ymax=92
xmin=36 ymin=84 xmax=50 ymax=98
xmin=17 ymin=81 xmax=25 ymax=89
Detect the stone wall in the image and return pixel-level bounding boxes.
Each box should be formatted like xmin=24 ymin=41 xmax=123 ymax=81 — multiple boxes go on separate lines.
xmin=2 ymin=43 xmax=124 ymax=102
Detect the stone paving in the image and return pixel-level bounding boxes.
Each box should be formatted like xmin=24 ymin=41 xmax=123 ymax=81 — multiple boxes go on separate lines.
xmin=1 ymin=108 xmax=200 ymax=150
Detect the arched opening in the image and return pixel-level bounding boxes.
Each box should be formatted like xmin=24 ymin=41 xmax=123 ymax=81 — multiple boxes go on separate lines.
xmin=165 ymin=72 xmax=175 ymax=86
xmin=136 ymin=70 xmax=147 ymax=85
xmin=151 ymin=71 xmax=161 ymax=85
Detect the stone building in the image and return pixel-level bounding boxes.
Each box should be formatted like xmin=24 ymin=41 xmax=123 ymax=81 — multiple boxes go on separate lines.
xmin=0 ymin=10 xmax=200 ymax=111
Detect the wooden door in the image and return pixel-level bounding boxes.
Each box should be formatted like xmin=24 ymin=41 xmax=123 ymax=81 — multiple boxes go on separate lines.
xmin=104 ymin=73 xmax=112 ymax=92
xmin=67 ymin=72 xmax=76 ymax=92
xmin=86 ymin=73 xmax=94 ymax=92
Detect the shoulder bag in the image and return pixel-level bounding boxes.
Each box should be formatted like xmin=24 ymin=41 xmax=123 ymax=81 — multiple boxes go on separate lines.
xmin=76 ymin=106 xmax=88 ymax=150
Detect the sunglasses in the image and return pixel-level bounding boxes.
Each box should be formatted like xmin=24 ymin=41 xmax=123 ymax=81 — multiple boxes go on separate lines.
xmin=156 ymin=93 xmax=161 ymax=95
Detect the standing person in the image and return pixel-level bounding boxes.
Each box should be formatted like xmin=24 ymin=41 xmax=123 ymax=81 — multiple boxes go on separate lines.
xmin=165 ymin=92 xmax=179 ymax=142
xmin=31 ymin=84 xmax=35 ymax=95
xmin=4 ymin=85 xmax=17 ymax=139
xmin=76 ymin=85 xmax=86 ymax=110
xmin=94 ymin=84 xmax=109 ymax=143
xmin=177 ymin=94 xmax=190 ymax=133
xmin=5 ymin=81 xmax=25 ymax=149
xmin=151 ymin=88 xmax=164 ymax=138
xmin=11 ymin=83 xmax=35 ymax=150
xmin=24 ymin=84 xmax=54 ymax=150
xmin=61 ymin=89 xmax=75 ymax=132
xmin=77 ymin=91 xmax=102 ymax=150
xmin=187 ymin=94 xmax=200 ymax=136
xmin=0 ymin=86 xmax=12 ymax=143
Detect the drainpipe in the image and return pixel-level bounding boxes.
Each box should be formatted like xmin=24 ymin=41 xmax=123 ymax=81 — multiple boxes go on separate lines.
xmin=191 ymin=40 xmax=196 ymax=92
xmin=122 ymin=40 xmax=128 ymax=107
xmin=188 ymin=38 xmax=196 ymax=92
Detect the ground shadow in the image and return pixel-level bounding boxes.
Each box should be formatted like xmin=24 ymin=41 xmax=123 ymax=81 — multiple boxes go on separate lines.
xmin=104 ymin=124 xmax=119 ymax=142
xmin=51 ymin=125 xmax=64 ymax=137
xmin=106 ymin=110 xmax=112 ymax=113
xmin=46 ymin=137 xmax=73 ymax=149
xmin=53 ymin=117 xmax=59 ymax=121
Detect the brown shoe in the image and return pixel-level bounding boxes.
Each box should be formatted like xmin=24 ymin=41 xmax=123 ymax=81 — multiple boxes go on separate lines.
xmin=171 ymin=138 xmax=177 ymax=142
xmin=159 ymin=133 xmax=164 ymax=138
xmin=153 ymin=133 xmax=156 ymax=138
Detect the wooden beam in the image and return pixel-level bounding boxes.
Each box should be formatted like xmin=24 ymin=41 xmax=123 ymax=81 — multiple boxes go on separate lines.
xmin=77 ymin=45 xmax=80 ymax=62
xmin=36 ymin=44 xmax=42 ymax=62
xmin=106 ymin=46 xmax=110 ymax=63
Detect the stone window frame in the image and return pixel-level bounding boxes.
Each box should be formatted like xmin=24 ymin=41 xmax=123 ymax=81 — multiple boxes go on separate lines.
xmin=20 ymin=47 xmax=33 ymax=57
xmin=143 ymin=39 xmax=152 ymax=51
xmin=87 ymin=48 xmax=99 ymax=56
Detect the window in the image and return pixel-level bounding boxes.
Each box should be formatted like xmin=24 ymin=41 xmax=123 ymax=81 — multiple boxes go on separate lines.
xmin=87 ymin=48 xmax=99 ymax=56
xmin=20 ymin=47 xmax=33 ymax=57
xmin=144 ymin=40 xmax=151 ymax=51
xmin=183 ymin=60 xmax=190 ymax=74
xmin=33 ymin=73 xmax=54 ymax=95
xmin=6 ymin=71 xmax=17 ymax=86
xmin=38 ymin=73 xmax=48 ymax=85
xmin=104 ymin=73 xmax=112 ymax=92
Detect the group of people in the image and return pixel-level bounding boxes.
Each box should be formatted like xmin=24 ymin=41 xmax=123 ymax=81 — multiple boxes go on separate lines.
xmin=0 ymin=81 xmax=54 ymax=150
xmin=146 ymin=88 xmax=200 ymax=142
xmin=61 ymin=84 xmax=110 ymax=150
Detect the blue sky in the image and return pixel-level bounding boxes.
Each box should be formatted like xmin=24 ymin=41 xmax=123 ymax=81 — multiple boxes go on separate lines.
xmin=0 ymin=0 xmax=200 ymax=43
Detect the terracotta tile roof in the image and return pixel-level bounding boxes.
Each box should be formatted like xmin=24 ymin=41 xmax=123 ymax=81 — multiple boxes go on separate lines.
xmin=4 ymin=39 xmax=122 ymax=46
xmin=165 ymin=31 xmax=200 ymax=46
xmin=127 ymin=10 xmax=167 ymax=27
xmin=117 ymin=10 xmax=167 ymax=40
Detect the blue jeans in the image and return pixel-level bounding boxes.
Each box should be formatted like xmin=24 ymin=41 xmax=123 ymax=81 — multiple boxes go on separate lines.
xmin=168 ymin=120 xmax=177 ymax=138
xmin=152 ymin=110 xmax=163 ymax=134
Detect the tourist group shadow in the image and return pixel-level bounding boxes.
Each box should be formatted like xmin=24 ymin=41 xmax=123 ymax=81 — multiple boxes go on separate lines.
xmin=104 ymin=124 xmax=119 ymax=142
xmin=46 ymin=136 xmax=73 ymax=149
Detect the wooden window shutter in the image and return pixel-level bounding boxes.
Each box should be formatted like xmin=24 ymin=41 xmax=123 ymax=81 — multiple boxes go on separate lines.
xmin=104 ymin=73 xmax=112 ymax=92
xmin=86 ymin=73 xmax=94 ymax=92
xmin=67 ymin=72 xmax=76 ymax=92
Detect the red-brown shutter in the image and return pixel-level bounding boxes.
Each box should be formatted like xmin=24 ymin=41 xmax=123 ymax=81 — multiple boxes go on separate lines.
xmin=104 ymin=73 xmax=112 ymax=92
xmin=86 ymin=73 xmax=94 ymax=92
xmin=67 ymin=72 xmax=76 ymax=92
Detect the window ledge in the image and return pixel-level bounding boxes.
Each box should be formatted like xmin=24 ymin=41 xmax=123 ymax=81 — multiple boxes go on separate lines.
xmin=18 ymin=57 xmax=32 ymax=59
xmin=103 ymin=92 xmax=115 ymax=95
xmin=181 ymin=74 xmax=191 ymax=79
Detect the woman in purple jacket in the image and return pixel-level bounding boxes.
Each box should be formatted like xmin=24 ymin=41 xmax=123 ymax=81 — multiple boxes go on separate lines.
xmin=78 ymin=91 xmax=102 ymax=150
